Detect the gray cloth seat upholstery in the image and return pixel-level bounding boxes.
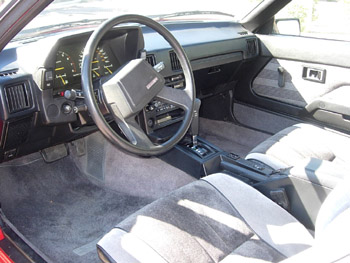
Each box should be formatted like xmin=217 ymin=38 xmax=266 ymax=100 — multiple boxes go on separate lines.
xmin=246 ymin=123 xmax=350 ymax=170
xmin=97 ymin=173 xmax=350 ymax=263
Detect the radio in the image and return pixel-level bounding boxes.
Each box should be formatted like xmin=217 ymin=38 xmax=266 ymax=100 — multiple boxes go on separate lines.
xmin=143 ymin=99 xmax=184 ymax=134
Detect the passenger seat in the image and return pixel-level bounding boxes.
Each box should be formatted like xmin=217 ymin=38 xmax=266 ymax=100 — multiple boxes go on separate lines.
xmin=246 ymin=123 xmax=350 ymax=170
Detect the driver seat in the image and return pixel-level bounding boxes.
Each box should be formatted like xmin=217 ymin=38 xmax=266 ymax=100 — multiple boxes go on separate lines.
xmin=97 ymin=173 xmax=350 ymax=263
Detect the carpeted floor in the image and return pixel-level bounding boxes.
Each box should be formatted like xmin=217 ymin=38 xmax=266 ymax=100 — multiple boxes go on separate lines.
xmin=71 ymin=132 xmax=196 ymax=199
xmin=199 ymin=118 xmax=270 ymax=157
xmin=0 ymin=119 xmax=269 ymax=262
xmin=0 ymin=131 xmax=197 ymax=263
xmin=0 ymin=155 xmax=152 ymax=263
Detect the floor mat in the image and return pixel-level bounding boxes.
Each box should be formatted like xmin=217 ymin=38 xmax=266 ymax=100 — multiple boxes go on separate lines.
xmin=199 ymin=118 xmax=270 ymax=157
xmin=0 ymin=156 xmax=152 ymax=263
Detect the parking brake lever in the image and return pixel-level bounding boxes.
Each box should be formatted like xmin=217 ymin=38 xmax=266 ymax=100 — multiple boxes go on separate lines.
xmin=189 ymin=98 xmax=201 ymax=146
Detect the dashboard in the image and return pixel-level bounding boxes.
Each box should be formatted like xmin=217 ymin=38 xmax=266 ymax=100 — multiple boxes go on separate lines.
xmin=0 ymin=21 xmax=259 ymax=162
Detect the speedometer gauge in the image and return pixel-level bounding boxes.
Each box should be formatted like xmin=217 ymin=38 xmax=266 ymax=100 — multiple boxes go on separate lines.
xmin=79 ymin=47 xmax=114 ymax=79
xmin=55 ymin=51 xmax=77 ymax=87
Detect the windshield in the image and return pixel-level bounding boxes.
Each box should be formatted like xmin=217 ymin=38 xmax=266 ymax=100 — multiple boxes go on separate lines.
xmin=13 ymin=0 xmax=264 ymax=41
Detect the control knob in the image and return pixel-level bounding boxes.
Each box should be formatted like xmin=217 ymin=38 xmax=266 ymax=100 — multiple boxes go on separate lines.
xmin=64 ymin=89 xmax=77 ymax=100
xmin=62 ymin=104 xmax=72 ymax=114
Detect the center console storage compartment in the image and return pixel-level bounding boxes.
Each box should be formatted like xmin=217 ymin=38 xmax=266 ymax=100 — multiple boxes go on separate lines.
xmin=208 ymin=154 xmax=274 ymax=183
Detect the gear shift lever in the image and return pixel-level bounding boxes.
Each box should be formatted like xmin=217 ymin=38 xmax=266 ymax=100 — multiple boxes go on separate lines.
xmin=189 ymin=98 xmax=201 ymax=146
xmin=186 ymin=98 xmax=213 ymax=158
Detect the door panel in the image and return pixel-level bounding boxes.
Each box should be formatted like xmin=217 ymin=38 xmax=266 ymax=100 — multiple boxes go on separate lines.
xmin=258 ymin=34 xmax=350 ymax=68
xmin=234 ymin=34 xmax=350 ymax=132
xmin=252 ymin=58 xmax=350 ymax=108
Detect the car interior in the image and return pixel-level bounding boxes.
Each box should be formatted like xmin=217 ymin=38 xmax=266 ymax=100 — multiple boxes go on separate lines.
xmin=0 ymin=0 xmax=349 ymax=262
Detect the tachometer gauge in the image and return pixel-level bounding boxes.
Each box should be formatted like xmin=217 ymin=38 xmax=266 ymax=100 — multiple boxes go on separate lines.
xmin=55 ymin=51 xmax=77 ymax=87
xmin=79 ymin=47 xmax=114 ymax=79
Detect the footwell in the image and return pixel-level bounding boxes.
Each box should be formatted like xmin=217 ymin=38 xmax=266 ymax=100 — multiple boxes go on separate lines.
xmin=0 ymin=155 xmax=152 ymax=263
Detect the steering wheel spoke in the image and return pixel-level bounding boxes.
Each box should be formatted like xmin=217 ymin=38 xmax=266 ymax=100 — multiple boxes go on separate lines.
xmin=156 ymin=85 xmax=192 ymax=113
xmin=124 ymin=117 xmax=155 ymax=148
xmin=109 ymin=103 xmax=154 ymax=148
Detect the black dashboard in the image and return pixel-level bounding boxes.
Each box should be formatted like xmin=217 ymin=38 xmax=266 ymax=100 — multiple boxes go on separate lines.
xmin=0 ymin=21 xmax=259 ymax=162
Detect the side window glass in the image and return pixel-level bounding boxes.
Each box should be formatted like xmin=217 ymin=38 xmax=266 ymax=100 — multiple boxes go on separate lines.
xmin=275 ymin=0 xmax=350 ymax=41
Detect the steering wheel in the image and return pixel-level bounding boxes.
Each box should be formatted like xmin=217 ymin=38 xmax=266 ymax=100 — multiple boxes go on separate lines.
xmin=81 ymin=15 xmax=195 ymax=156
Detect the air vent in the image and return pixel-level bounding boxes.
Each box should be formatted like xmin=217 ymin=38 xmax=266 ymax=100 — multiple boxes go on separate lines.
xmin=146 ymin=54 xmax=156 ymax=67
xmin=169 ymin=51 xmax=182 ymax=71
xmin=4 ymin=82 xmax=32 ymax=113
xmin=246 ymin=39 xmax=258 ymax=56
xmin=0 ymin=69 xmax=18 ymax=77
xmin=238 ymin=31 xmax=248 ymax=35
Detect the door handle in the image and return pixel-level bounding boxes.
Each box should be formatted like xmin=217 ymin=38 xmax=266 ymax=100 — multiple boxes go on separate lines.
xmin=302 ymin=66 xmax=326 ymax=83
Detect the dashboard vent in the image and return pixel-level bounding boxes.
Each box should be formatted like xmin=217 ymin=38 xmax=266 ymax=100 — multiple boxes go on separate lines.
xmin=0 ymin=69 xmax=18 ymax=77
xmin=246 ymin=39 xmax=258 ymax=56
xmin=4 ymin=82 xmax=32 ymax=113
xmin=169 ymin=51 xmax=182 ymax=71
xmin=146 ymin=54 xmax=156 ymax=67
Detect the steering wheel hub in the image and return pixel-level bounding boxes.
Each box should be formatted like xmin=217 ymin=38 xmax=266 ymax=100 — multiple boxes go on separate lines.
xmin=102 ymin=59 xmax=165 ymax=120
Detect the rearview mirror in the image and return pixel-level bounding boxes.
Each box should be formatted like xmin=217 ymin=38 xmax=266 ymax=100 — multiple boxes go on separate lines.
xmin=276 ymin=18 xmax=301 ymax=36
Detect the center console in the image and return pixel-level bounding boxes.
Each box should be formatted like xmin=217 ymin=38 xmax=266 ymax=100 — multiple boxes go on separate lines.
xmin=159 ymin=98 xmax=276 ymax=183
xmin=160 ymin=129 xmax=338 ymax=231
xmin=160 ymin=137 xmax=275 ymax=183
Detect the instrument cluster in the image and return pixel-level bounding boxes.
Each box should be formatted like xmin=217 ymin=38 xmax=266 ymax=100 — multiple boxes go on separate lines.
xmin=54 ymin=41 xmax=120 ymax=92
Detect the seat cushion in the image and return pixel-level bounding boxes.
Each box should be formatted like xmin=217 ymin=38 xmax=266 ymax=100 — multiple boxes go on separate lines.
xmin=280 ymin=178 xmax=350 ymax=263
xmin=246 ymin=123 xmax=350 ymax=170
xmin=97 ymin=173 xmax=313 ymax=263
